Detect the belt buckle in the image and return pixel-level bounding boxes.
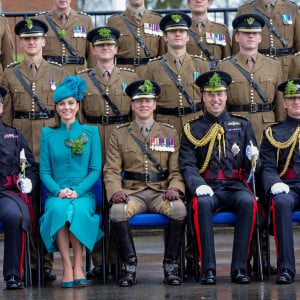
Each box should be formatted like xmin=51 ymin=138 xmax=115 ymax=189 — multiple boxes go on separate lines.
xmin=101 ymin=115 xmax=109 ymax=125
xmin=178 ymin=107 xmax=185 ymax=117
xmin=250 ymin=103 xmax=258 ymax=113
xmin=269 ymin=47 xmax=276 ymax=56
xmin=28 ymin=111 xmax=35 ymax=120
xmin=145 ymin=173 xmax=151 ymax=183
xmin=62 ymin=56 xmax=67 ymax=64
xmin=133 ymin=57 xmax=140 ymax=66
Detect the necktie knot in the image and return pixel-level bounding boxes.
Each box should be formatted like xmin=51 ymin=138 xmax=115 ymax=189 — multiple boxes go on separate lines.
xmin=174 ymin=58 xmax=181 ymax=72
xmin=141 ymin=126 xmax=149 ymax=138
xmin=246 ymin=57 xmax=254 ymax=70
xmin=103 ymin=71 xmax=110 ymax=82
xmin=60 ymin=14 xmax=67 ymax=26
xmin=133 ymin=12 xmax=142 ymax=24
xmin=30 ymin=63 xmax=37 ymax=78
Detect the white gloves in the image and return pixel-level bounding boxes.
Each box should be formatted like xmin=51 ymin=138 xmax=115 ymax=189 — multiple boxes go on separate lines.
xmin=196 ymin=185 xmax=214 ymax=197
xmin=246 ymin=144 xmax=259 ymax=161
xmin=271 ymin=182 xmax=290 ymax=195
xmin=18 ymin=178 xmax=32 ymax=194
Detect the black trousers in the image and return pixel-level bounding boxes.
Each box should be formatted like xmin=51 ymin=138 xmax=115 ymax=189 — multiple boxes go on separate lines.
xmin=0 ymin=196 xmax=23 ymax=280
xmin=193 ymin=187 xmax=256 ymax=276
xmin=271 ymin=190 xmax=300 ymax=275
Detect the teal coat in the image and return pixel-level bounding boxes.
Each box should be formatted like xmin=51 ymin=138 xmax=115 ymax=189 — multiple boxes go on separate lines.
xmin=39 ymin=119 xmax=103 ymax=253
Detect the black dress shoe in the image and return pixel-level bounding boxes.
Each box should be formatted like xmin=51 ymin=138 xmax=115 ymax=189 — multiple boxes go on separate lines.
xmin=232 ymin=269 xmax=251 ymax=284
xmin=201 ymin=269 xmax=216 ymax=285
xmin=44 ymin=268 xmax=56 ymax=281
xmin=86 ymin=265 xmax=102 ymax=280
xmin=119 ymin=271 xmax=136 ymax=287
xmin=276 ymin=268 xmax=294 ymax=284
xmin=163 ymin=261 xmax=182 ymax=285
xmin=6 ymin=275 xmax=24 ymax=290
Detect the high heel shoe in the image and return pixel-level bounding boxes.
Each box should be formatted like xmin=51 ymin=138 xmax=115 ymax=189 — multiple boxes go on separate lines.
xmin=73 ymin=278 xmax=87 ymax=287
xmin=61 ymin=281 xmax=74 ymax=288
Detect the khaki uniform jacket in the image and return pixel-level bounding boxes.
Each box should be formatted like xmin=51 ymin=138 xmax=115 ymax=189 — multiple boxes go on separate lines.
xmin=217 ymin=52 xmax=284 ymax=142
xmin=104 ymin=121 xmax=185 ymax=201
xmin=0 ymin=60 xmax=67 ymax=162
xmin=144 ymin=53 xmax=209 ymax=136
xmin=0 ymin=16 xmax=13 ymax=79
xmin=232 ymin=0 xmax=300 ymax=80
xmin=107 ymin=9 xmax=166 ymax=77
xmin=35 ymin=9 xmax=96 ymax=75
xmin=288 ymin=52 xmax=300 ymax=78
xmin=79 ymin=66 xmax=138 ymax=160
xmin=186 ymin=19 xmax=231 ymax=62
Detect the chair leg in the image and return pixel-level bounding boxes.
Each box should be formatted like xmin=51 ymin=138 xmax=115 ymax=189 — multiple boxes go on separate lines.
xmin=24 ymin=231 xmax=32 ymax=287
xmin=102 ymin=235 xmax=106 ymax=285
xmin=37 ymin=230 xmax=45 ymax=287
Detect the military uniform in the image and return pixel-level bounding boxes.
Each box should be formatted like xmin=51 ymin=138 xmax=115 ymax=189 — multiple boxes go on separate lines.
xmin=35 ymin=9 xmax=96 ymax=75
xmin=144 ymin=53 xmax=209 ymax=136
xmin=1 ymin=60 xmax=66 ymax=162
xmin=80 ymin=67 xmax=138 ymax=159
xmin=217 ymin=52 xmax=284 ymax=142
xmin=0 ymin=16 xmax=13 ymax=79
xmin=186 ymin=19 xmax=231 ymax=68
xmin=288 ymin=52 xmax=300 ymax=78
xmin=107 ymin=9 xmax=166 ymax=77
xmin=232 ymin=0 xmax=300 ymax=80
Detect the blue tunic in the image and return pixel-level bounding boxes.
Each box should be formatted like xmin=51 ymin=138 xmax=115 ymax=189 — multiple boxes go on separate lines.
xmin=39 ymin=119 xmax=104 ymax=253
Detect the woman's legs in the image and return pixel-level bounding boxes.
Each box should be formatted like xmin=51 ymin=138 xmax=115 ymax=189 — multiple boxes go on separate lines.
xmin=70 ymin=232 xmax=85 ymax=280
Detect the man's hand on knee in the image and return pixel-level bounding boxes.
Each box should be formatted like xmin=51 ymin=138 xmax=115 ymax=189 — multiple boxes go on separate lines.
xmin=164 ymin=188 xmax=180 ymax=201
xmin=111 ymin=191 xmax=128 ymax=203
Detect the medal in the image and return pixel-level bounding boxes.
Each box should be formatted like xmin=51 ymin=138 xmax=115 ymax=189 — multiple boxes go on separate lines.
xmin=231 ymin=143 xmax=240 ymax=156
xmin=50 ymin=77 xmax=56 ymax=90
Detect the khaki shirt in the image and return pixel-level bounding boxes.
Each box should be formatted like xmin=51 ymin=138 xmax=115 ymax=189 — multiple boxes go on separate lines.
xmin=0 ymin=16 xmax=13 ymax=79
xmin=232 ymin=0 xmax=300 ymax=80
xmin=217 ymin=52 xmax=284 ymax=142
xmin=107 ymin=9 xmax=166 ymax=77
xmin=1 ymin=60 xmax=67 ymax=161
xmin=79 ymin=66 xmax=138 ymax=160
xmin=144 ymin=53 xmax=210 ymax=136
xmin=288 ymin=52 xmax=300 ymax=78
xmin=104 ymin=121 xmax=185 ymax=201
xmin=35 ymin=9 xmax=96 ymax=75
xmin=187 ymin=19 xmax=231 ymax=62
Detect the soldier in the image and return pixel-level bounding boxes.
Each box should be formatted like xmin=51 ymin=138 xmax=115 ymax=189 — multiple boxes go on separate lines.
xmin=186 ymin=0 xmax=231 ymax=69
xmin=144 ymin=11 xmax=210 ymax=136
xmin=260 ymin=78 xmax=300 ymax=284
xmin=179 ymin=70 xmax=260 ymax=284
xmin=1 ymin=18 xmax=67 ymax=283
xmin=80 ymin=26 xmax=137 ymax=280
xmin=217 ymin=14 xmax=284 ymax=143
xmin=104 ymin=80 xmax=186 ymax=287
xmin=0 ymin=15 xmax=14 ymax=79
xmin=232 ymin=0 xmax=300 ymax=81
xmin=35 ymin=0 xmax=96 ymax=75
xmin=106 ymin=0 xmax=166 ymax=77
xmin=0 ymin=85 xmax=39 ymax=289
xmin=288 ymin=52 xmax=300 ymax=78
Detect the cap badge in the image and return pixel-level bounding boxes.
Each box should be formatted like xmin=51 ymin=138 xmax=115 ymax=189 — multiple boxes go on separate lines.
xmin=171 ymin=14 xmax=182 ymax=23
xmin=246 ymin=17 xmax=255 ymax=25
xmin=208 ymin=73 xmax=222 ymax=91
xmin=139 ymin=80 xmax=154 ymax=94
xmin=98 ymin=28 xmax=111 ymax=38
xmin=285 ymin=80 xmax=297 ymax=97
xmin=25 ymin=19 xmax=33 ymax=30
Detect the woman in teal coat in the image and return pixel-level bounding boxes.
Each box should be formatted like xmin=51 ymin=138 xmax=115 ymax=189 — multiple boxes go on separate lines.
xmin=39 ymin=76 xmax=103 ymax=287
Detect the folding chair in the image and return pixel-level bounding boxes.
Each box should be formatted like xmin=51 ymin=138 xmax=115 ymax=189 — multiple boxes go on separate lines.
xmin=37 ymin=178 xmax=106 ymax=286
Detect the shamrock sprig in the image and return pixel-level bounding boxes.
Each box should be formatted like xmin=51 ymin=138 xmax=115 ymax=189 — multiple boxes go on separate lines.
xmin=58 ymin=29 xmax=66 ymax=38
xmin=64 ymin=133 xmax=88 ymax=156
xmin=139 ymin=80 xmax=154 ymax=94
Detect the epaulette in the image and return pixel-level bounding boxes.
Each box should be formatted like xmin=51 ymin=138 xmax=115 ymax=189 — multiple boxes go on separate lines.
xmin=283 ymin=0 xmax=297 ymax=7
xmin=35 ymin=11 xmax=47 ymax=16
xmin=116 ymin=122 xmax=130 ymax=129
xmin=7 ymin=61 xmax=19 ymax=68
xmin=229 ymin=113 xmax=250 ymax=121
xmin=211 ymin=21 xmax=228 ymax=28
xmin=265 ymin=121 xmax=281 ymax=129
xmin=48 ymin=61 xmax=62 ymax=67
xmin=78 ymin=11 xmax=90 ymax=16
xmin=220 ymin=55 xmax=233 ymax=62
xmin=78 ymin=68 xmax=92 ymax=74
xmin=191 ymin=55 xmax=206 ymax=61
xmin=149 ymin=10 xmax=162 ymax=17
xmin=119 ymin=67 xmax=135 ymax=73
xmin=149 ymin=56 xmax=162 ymax=62
xmin=158 ymin=122 xmax=174 ymax=129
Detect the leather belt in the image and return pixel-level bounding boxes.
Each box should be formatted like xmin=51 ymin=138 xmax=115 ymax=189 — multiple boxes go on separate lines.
xmin=14 ymin=111 xmax=55 ymax=120
xmin=202 ymin=169 xmax=246 ymax=180
xmin=123 ymin=170 xmax=169 ymax=183
xmin=258 ymin=47 xmax=294 ymax=57
xmin=86 ymin=114 xmax=129 ymax=125
xmin=156 ymin=103 xmax=202 ymax=117
xmin=228 ymin=103 xmax=274 ymax=113
xmin=44 ymin=55 xmax=85 ymax=65
xmin=116 ymin=57 xmax=151 ymax=66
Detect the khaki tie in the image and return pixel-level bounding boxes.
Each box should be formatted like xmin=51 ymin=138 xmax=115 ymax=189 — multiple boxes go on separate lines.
xmin=103 ymin=71 xmax=109 ymax=82
xmin=197 ymin=22 xmax=204 ymax=34
xmin=141 ymin=126 xmax=149 ymax=138
xmin=61 ymin=14 xmax=67 ymax=26
xmin=174 ymin=58 xmax=181 ymax=72
xmin=30 ymin=63 xmax=37 ymax=79
xmin=133 ymin=12 xmax=142 ymax=24
xmin=266 ymin=3 xmax=272 ymax=13
xmin=247 ymin=58 xmax=254 ymax=71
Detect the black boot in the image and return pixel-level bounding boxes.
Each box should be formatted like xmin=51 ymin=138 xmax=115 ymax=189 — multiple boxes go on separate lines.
xmin=163 ymin=219 xmax=186 ymax=285
xmin=112 ymin=221 xmax=137 ymax=287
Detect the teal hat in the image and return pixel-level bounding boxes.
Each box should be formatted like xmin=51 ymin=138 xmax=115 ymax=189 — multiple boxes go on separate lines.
xmin=54 ymin=76 xmax=87 ymax=103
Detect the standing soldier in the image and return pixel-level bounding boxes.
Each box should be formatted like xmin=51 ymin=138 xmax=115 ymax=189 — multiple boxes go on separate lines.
xmin=217 ymin=14 xmax=284 ymax=143
xmin=186 ymin=0 xmax=231 ymax=70
xmin=0 ymin=15 xmax=14 ymax=79
xmin=1 ymin=18 xmax=67 ymax=283
xmin=288 ymin=53 xmax=300 ymax=78
xmin=232 ymin=0 xmax=300 ymax=81
xmin=35 ymin=0 xmax=95 ymax=75
xmin=144 ymin=11 xmax=209 ymax=136
xmin=79 ymin=26 xmax=138 ymax=280
xmin=107 ymin=0 xmax=166 ymax=77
